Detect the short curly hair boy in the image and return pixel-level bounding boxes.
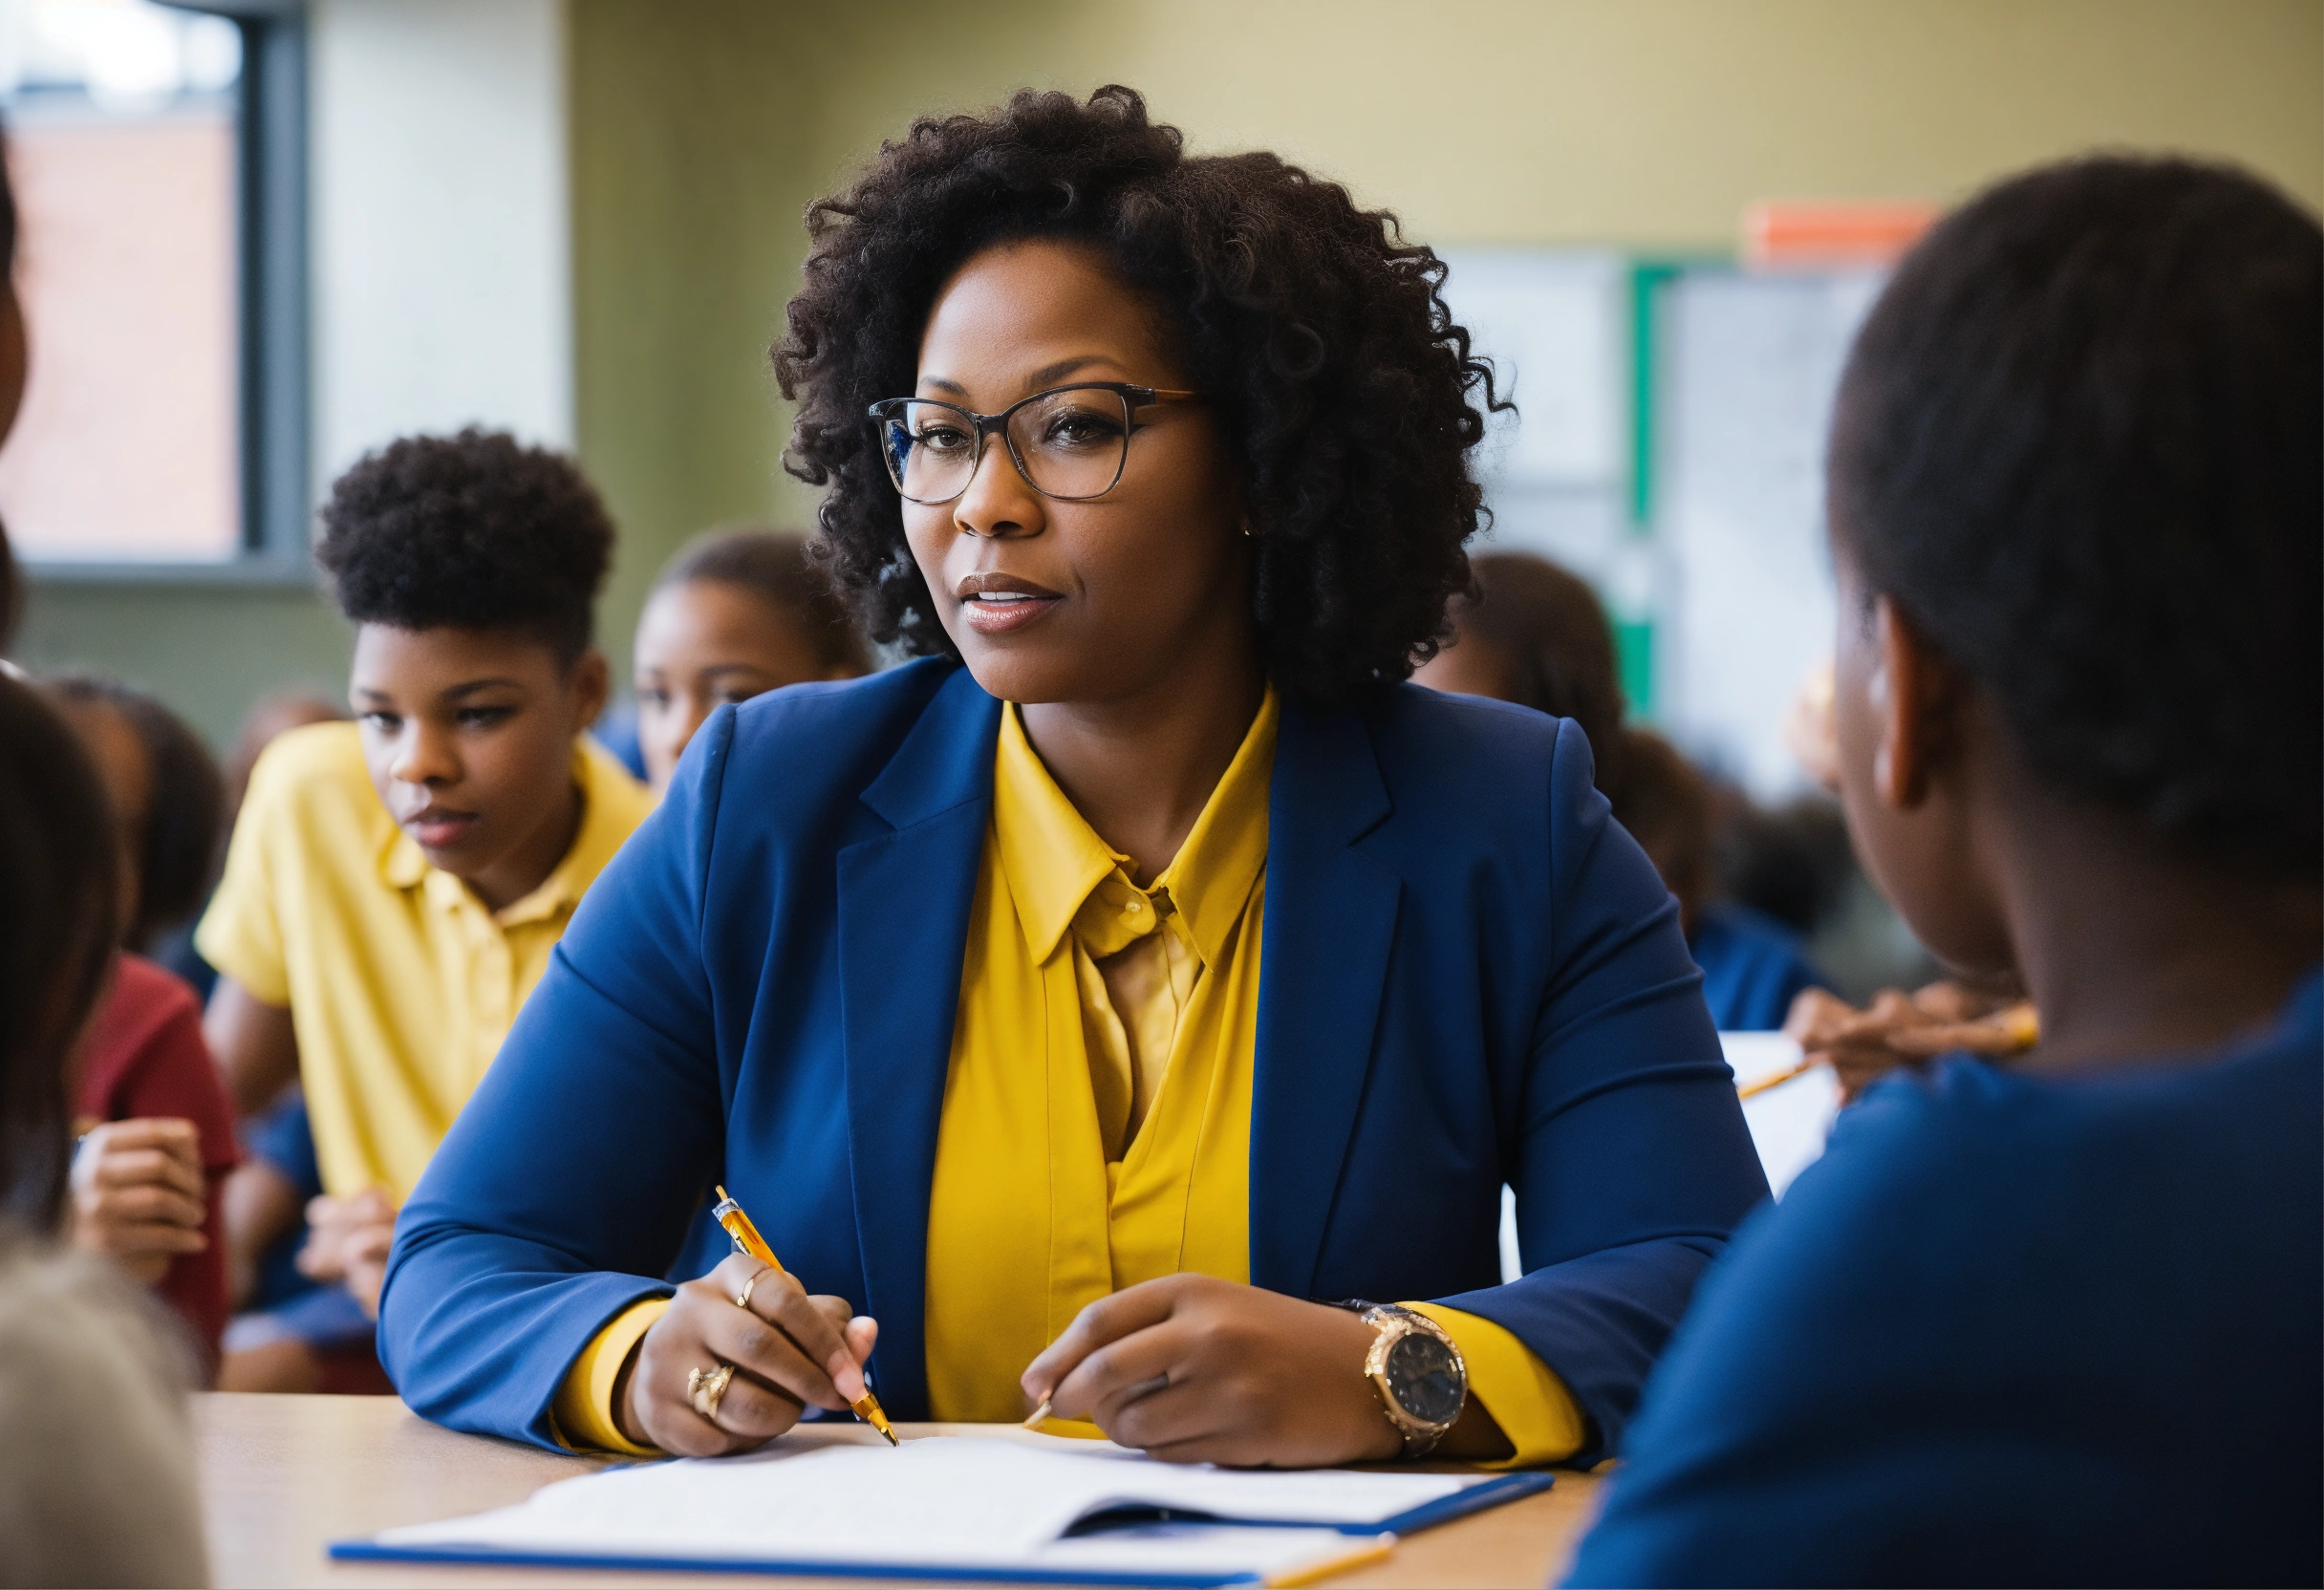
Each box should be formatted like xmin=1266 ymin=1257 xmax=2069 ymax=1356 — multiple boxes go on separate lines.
xmin=314 ymin=427 xmax=614 ymax=665
xmin=774 ymin=85 xmax=1502 ymax=705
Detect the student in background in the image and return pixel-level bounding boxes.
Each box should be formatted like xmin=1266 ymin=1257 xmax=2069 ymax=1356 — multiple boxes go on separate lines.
xmin=632 ymin=527 xmax=872 ymax=792
xmin=44 ymin=677 xmax=239 ymax=1376
xmin=1417 ymin=549 xmax=1824 ymax=1028
xmin=196 ymin=430 xmax=653 ymax=1351
xmin=0 ymin=662 xmax=210 ymax=1586
xmin=154 ymin=692 xmax=346 ymax=1005
xmin=1616 ymin=726 xmax=1824 ymax=1031
xmin=1566 ymin=157 xmax=2320 ymax=1585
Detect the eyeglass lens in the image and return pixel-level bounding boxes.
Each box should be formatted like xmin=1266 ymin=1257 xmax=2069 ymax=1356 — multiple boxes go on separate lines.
xmin=878 ymin=386 xmax=1133 ymax=503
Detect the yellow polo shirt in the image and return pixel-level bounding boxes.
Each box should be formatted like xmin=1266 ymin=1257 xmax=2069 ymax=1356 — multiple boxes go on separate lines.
xmin=558 ymin=692 xmax=1582 ymax=1465
xmin=196 ymin=721 xmax=652 ymax=1205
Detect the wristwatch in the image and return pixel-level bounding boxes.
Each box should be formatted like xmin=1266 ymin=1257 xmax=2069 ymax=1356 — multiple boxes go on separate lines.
xmin=1335 ymin=1300 xmax=1467 ymax=1457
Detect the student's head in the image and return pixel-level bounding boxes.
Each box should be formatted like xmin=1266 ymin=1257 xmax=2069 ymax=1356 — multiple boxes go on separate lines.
xmin=1414 ymin=550 xmax=1628 ymax=798
xmin=776 ymin=86 xmax=1496 ymax=710
xmin=1610 ymin=728 xmax=1713 ymax=935
xmin=315 ymin=428 xmax=614 ymax=894
xmin=1825 ymin=157 xmax=2321 ymax=971
xmin=0 ymin=675 xmax=118 ymax=1232
xmin=44 ymin=675 xmax=226 ymax=953
xmin=634 ymin=527 xmax=871 ymax=792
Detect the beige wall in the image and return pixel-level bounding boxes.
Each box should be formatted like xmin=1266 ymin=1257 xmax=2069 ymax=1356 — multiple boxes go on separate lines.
xmin=570 ymin=0 xmax=2322 ymax=684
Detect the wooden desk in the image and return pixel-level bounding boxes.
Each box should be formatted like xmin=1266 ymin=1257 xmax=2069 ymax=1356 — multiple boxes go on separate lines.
xmin=195 ymin=1393 xmax=1602 ymax=1588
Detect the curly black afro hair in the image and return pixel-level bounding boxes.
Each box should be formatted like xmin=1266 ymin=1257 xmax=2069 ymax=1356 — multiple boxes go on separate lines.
xmin=315 ymin=427 xmax=614 ymax=664
xmin=1830 ymin=156 xmax=2321 ymax=874
xmin=774 ymin=85 xmax=1502 ymax=706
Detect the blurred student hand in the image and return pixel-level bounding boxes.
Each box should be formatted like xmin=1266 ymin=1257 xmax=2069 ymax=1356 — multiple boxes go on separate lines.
xmin=1782 ymin=661 xmax=1840 ymax=793
xmin=69 ymin=1117 xmax=208 ymax=1288
xmin=616 ymin=1252 xmax=877 ymax=1456
xmin=1785 ymin=981 xmax=2038 ymax=1103
xmin=298 ymin=1187 xmax=398 ymax=1318
xmin=1023 ymin=1273 xmax=1510 ymax=1468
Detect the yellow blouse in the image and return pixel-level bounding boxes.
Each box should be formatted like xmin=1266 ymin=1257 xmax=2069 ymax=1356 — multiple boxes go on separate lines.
xmin=557 ymin=690 xmax=1582 ymax=1465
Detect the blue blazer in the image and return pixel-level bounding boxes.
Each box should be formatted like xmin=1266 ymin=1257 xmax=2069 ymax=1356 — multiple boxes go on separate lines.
xmin=381 ymin=660 xmax=1769 ymax=1458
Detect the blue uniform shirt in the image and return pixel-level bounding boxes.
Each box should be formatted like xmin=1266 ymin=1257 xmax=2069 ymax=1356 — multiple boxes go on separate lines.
xmin=1567 ymin=970 xmax=2322 ymax=1587
xmin=1689 ymin=902 xmax=1825 ymax=1032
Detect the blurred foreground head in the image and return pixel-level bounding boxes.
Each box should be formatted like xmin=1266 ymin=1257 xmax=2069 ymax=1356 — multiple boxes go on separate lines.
xmin=0 ymin=675 xmax=119 ymax=1233
xmin=1827 ymin=155 xmax=2320 ymax=961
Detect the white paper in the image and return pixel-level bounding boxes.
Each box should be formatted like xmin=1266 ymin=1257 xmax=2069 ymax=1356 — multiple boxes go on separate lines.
xmin=1722 ymin=1030 xmax=1841 ymax=1197
xmin=377 ymin=1434 xmax=1471 ymax=1573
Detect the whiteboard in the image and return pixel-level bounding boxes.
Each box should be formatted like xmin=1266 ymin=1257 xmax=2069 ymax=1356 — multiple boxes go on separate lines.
xmin=1437 ymin=250 xmax=1636 ymax=602
xmin=1438 ymin=249 xmax=1885 ymax=793
xmin=1655 ymin=269 xmax=1883 ymax=796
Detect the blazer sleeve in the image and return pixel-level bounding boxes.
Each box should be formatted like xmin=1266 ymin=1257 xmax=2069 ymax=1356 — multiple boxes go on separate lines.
xmin=1428 ymin=717 xmax=1771 ymax=1464
xmin=377 ymin=711 xmax=741 ymax=1449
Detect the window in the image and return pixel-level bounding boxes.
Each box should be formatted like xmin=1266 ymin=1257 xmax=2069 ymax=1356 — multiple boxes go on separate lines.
xmin=0 ymin=0 xmax=305 ymax=571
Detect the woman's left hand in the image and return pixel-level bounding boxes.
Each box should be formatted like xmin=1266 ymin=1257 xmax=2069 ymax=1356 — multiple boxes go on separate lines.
xmin=1022 ymin=1274 xmax=1411 ymax=1468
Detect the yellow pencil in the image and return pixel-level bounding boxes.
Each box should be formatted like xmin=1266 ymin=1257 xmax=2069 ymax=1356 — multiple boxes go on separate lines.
xmin=711 ymin=1185 xmax=898 ymax=1446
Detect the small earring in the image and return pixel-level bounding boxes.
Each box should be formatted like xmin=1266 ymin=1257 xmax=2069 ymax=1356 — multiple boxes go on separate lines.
xmin=1241 ymin=519 xmax=1255 ymax=539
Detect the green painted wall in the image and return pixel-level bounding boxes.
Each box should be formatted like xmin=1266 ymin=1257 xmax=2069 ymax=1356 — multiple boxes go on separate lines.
xmin=23 ymin=0 xmax=2321 ymax=741
xmin=14 ymin=579 xmax=350 ymax=746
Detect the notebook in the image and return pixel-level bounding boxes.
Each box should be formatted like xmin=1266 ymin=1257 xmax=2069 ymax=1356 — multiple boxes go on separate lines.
xmin=333 ymin=1432 xmax=1554 ymax=1586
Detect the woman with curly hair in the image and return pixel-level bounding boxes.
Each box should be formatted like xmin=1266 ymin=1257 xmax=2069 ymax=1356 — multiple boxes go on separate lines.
xmin=384 ymin=87 xmax=1766 ymax=1470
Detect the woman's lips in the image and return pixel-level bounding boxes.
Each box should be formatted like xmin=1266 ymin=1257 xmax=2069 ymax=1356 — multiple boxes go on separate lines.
xmin=960 ymin=590 xmax=1063 ymax=634
xmin=957 ymin=571 xmax=1064 ymax=636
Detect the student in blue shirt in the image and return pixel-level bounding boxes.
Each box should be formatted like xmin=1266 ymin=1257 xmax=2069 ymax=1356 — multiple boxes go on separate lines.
xmin=1566 ymin=156 xmax=2320 ymax=1586
xmin=1418 ymin=552 xmax=1825 ymax=1029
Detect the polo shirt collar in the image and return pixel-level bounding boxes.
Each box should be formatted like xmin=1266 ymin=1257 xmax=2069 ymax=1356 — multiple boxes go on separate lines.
xmin=992 ymin=687 xmax=1278 ymax=968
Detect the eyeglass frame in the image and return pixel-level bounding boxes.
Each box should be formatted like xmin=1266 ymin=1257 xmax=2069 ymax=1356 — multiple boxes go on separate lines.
xmin=865 ymin=381 xmax=1206 ymax=505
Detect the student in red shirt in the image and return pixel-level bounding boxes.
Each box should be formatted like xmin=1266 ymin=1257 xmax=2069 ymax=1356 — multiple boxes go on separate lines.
xmin=48 ymin=677 xmax=239 ymax=1375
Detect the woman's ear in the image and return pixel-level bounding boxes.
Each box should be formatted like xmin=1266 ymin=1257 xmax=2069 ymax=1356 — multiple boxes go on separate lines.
xmin=1869 ymin=595 xmax=1953 ymax=810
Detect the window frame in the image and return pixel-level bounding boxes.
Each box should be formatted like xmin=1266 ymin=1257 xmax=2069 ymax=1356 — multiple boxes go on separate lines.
xmin=22 ymin=0 xmax=311 ymax=586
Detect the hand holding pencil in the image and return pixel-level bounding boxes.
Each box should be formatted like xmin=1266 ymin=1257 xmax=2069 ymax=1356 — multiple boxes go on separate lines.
xmin=611 ymin=1188 xmax=888 ymax=1456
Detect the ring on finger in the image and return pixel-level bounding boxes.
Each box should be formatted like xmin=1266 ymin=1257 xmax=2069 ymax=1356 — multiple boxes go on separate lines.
xmin=734 ymin=1266 xmax=771 ymax=1312
xmin=687 ymin=1362 xmax=737 ymax=1423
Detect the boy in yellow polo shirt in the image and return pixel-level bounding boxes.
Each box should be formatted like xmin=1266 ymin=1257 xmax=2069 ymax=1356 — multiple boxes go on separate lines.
xmin=199 ymin=429 xmax=653 ymax=1344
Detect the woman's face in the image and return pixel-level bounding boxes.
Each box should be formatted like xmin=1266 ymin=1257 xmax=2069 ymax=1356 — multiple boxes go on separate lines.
xmin=901 ymin=239 xmax=1251 ymax=707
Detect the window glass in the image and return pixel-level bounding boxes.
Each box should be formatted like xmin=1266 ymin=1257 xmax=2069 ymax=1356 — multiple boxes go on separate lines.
xmin=0 ymin=0 xmax=241 ymax=562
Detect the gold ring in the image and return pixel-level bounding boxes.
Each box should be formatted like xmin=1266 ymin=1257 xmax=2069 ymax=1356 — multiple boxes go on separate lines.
xmin=735 ymin=1267 xmax=769 ymax=1312
xmin=687 ymin=1362 xmax=736 ymax=1423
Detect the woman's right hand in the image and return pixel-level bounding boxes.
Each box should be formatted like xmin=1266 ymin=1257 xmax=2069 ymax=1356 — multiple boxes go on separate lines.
xmin=615 ymin=1252 xmax=879 ymax=1456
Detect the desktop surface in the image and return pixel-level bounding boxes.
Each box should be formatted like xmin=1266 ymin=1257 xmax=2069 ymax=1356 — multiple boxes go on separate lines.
xmin=193 ymin=1393 xmax=1603 ymax=1588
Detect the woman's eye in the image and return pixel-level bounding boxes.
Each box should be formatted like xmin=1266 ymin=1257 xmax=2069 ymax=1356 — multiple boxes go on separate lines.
xmin=457 ymin=706 xmax=514 ymax=728
xmin=719 ymin=685 xmax=764 ymax=706
xmin=360 ymin=711 xmax=399 ymax=732
xmin=913 ymin=423 xmax=972 ymax=454
xmin=1042 ymin=409 xmax=1124 ymax=449
xmin=635 ymin=689 xmax=669 ymax=710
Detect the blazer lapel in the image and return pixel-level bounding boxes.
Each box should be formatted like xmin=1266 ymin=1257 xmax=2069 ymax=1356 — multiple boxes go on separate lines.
xmin=1250 ymin=699 xmax=1400 ymax=1300
xmin=835 ymin=665 xmax=1001 ymax=1419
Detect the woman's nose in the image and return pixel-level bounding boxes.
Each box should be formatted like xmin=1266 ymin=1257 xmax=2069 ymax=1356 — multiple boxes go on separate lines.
xmin=952 ymin=439 xmax=1043 ymax=540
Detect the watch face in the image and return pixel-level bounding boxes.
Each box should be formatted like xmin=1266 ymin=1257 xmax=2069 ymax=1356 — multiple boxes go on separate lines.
xmin=1382 ymin=1331 xmax=1464 ymax=1428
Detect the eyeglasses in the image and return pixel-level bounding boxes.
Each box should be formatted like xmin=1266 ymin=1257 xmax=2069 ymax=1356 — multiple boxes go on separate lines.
xmin=867 ymin=382 xmax=1203 ymax=505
